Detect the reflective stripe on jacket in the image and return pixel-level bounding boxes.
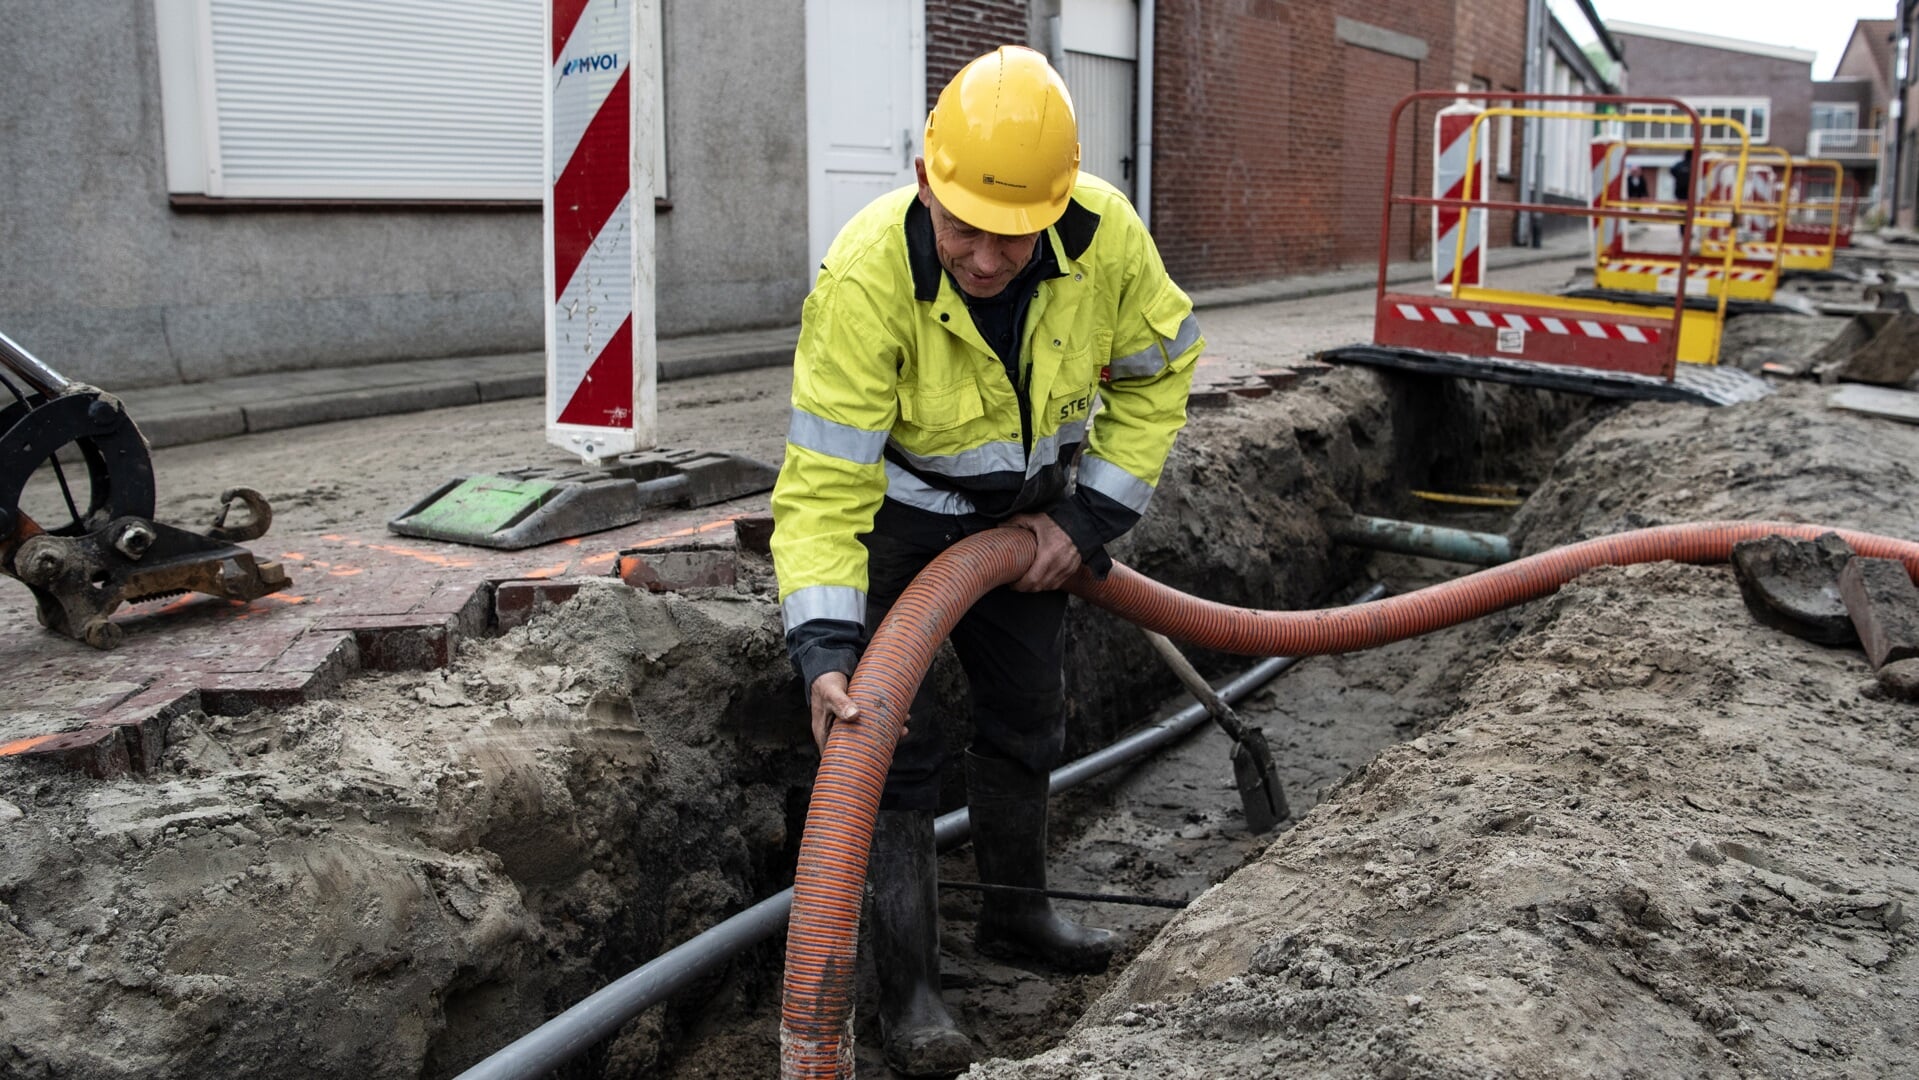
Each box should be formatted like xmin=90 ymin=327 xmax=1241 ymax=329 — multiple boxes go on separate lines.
xmin=771 ymin=173 xmax=1202 ymax=633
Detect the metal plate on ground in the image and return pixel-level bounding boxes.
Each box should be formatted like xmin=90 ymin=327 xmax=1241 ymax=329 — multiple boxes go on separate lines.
xmin=1560 ymin=288 xmax=1815 ymax=317
xmin=1780 ymin=268 xmax=1861 ymax=285
xmin=1829 ymin=384 xmax=1919 ymax=425
xmin=1320 ymin=344 xmax=1774 ymax=407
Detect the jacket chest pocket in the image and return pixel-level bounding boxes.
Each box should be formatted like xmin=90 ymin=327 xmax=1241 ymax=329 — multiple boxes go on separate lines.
xmin=1041 ymin=330 xmax=1108 ymax=431
xmin=1047 ymin=381 xmax=1094 ymax=427
xmin=898 ymin=378 xmax=986 ymax=432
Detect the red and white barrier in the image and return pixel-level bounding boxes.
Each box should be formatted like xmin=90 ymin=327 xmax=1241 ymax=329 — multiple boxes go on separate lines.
xmin=1610 ymin=261 xmax=1769 ymax=282
xmin=1391 ymin=302 xmax=1661 ymax=344
xmin=1698 ymin=159 xmax=1735 ymax=248
xmin=1738 ymin=164 xmax=1777 ymax=243
xmin=1373 ymin=291 xmax=1674 ymax=378
xmin=1698 ymin=160 xmax=1778 ymax=248
xmin=1738 ymin=243 xmax=1832 ymax=259
xmin=1432 ymin=102 xmax=1488 ymax=294
xmin=545 ymin=0 xmax=660 ymax=463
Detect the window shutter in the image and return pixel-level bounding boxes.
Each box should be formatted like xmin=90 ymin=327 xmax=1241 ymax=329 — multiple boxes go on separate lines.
xmin=200 ymin=0 xmax=543 ymax=199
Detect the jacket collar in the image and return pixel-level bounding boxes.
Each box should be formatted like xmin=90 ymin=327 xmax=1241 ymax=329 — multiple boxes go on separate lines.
xmin=906 ymin=195 xmax=1100 ymax=303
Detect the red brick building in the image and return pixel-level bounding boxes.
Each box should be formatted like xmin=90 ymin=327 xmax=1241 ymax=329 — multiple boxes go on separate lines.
xmin=926 ymin=0 xmax=1033 ymax=108
xmin=916 ymin=0 xmax=1605 ymax=289
xmin=1146 ymin=1 xmax=1533 ymax=286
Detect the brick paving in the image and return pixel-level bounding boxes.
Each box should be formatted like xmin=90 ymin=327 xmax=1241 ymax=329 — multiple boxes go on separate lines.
xmin=0 ymin=500 xmax=762 ymax=777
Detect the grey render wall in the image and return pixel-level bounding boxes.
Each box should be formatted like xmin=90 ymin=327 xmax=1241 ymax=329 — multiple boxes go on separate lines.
xmin=655 ymin=0 xmax=810 ymax=339
xmin=0 ymin=0 xmax=808 ymax=390
xmin=1614 ymin=32 xmax=1813 ymax=158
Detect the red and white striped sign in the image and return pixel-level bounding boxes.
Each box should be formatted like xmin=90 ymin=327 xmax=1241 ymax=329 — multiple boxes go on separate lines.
xmin=545 ymin=0 xmax=659 ymax=462
xmin=1432 ymin=103 xmax=1488 ymax=293
xmin=1392 ymin=303 xmax=1661 ymax=344
xmin=1700 ymin=161 xmax=1781 ymax=248
xmin=1589 ymin=139 xmax=1625 ymax=259
xmin=1700 ymin=160 xmax=1735 ymax=247
xmin=1738 ymin=165 xmax=1779 ymax=242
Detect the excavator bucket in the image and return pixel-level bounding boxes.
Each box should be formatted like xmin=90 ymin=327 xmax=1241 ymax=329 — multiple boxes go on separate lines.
xmin=1 ymin=330 xmax=290 ymax=649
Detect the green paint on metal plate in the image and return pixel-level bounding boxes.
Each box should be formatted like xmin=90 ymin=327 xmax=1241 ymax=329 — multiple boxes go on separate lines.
xmin=402 ymin=475 xmax=559 ymax=536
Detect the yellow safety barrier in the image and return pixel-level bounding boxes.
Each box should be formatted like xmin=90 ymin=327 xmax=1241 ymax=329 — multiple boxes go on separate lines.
xmin=1704 ymin=158 xmax=1843 ymax=272
xmin=1449 ymin=106 xmax=1737 ymax=364
xmin=1586 ymin=119 xmax=1784 ymax=306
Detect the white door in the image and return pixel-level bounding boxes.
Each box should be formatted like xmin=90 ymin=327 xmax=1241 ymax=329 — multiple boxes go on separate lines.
xmin=806 ymin=0 xmax=925 ymax=273
xmin=1059 ymin=0 xmax=1136 ymax=200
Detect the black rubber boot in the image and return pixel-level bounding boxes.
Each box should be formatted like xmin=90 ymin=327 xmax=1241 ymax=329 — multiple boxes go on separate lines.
xmin=965 ymin=749 xmax=1116 ymax=974
xmin=867 ymin=810 xmax=974 ymax=1077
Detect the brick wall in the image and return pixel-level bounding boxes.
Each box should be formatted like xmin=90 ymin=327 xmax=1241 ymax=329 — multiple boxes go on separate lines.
xmin=1614 ymin=33 xmax=1814 ymax=156
xmin=1451 ymin=0 xmax=1527 ymax=247
xmin=925 ymin=1 xmax=1032 ymax=110
xmin=1151 ymin=1 xmax=1511 ymax=287
xmin=1833 ymin=20 xmax=1894 ymax=108
xmin=1814 ymin=79 xmax=1874 ymax=111
xmin=919 ymin=0 xmax=1533 ymax=288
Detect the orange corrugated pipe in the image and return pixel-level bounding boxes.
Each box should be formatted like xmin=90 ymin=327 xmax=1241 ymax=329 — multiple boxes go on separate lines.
xmin=778 ymin=521 xmax=1919 ymax=1077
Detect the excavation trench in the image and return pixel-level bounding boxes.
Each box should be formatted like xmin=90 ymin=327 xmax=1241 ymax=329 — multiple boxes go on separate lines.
xmin=0 ymin=368 xmax=1616 ymax=1080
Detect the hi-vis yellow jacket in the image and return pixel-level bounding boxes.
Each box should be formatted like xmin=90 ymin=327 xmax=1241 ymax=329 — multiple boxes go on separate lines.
xmin=771 ymin=174 xmax=1202 ymax=659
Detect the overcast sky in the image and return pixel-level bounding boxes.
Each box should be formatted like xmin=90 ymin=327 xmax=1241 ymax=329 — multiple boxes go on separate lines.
xmin=1557 ymin=0 xmax=1895 ymax=80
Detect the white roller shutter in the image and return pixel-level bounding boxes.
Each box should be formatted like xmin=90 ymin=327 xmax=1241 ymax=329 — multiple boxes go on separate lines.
xmin=159 ymin=0 xmax=545 ymax=200
xmin=1059 ymin=0 xmax=1137 ymax=200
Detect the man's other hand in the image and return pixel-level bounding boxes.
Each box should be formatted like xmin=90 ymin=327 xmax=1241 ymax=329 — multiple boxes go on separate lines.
xmin=809 ymin=671 xmax=860 ymax=750
xmin=1002 ymin=513 xmax=1082 ymax=592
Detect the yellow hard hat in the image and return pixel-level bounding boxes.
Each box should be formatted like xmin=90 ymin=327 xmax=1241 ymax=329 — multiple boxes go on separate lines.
xmin=923 ymin=46 xmax=1080 ymax=236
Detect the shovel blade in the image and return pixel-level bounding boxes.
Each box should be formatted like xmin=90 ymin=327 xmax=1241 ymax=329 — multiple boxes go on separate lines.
xmin=1229 ymin=726 xmax=1289 ymax=834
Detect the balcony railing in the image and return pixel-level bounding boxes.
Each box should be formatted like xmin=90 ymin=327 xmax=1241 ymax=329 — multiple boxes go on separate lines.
xmin=1808 ymin=128 xmax=1883 ymax=160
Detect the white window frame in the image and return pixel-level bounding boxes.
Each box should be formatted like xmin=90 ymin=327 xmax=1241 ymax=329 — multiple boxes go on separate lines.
xmin=153 ymin=0 xmax=664 ymax=202
xmin=1623 ymin=97 xmax=1770 ymax=146
xmin=1811 ymin=102 xmax=1859 ymax=131
xmin=1539 ymin=57 xmax=1590 ymax=199
xmin=1686 ymin=96 xmax=1771 ymax=144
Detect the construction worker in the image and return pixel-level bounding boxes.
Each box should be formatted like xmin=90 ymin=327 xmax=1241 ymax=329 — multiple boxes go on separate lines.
xmin=770 ymin=45 xmax=1201 ymax=1076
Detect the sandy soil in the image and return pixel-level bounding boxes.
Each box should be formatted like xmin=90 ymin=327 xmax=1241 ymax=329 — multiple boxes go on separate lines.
xmin=647 ymin=546 xmax=1514 ymax=1080
xmin=968 ymin=382 xmax=1919 ymax=1078
xmin=9 ymin=259 xmax=1916 ymax=1080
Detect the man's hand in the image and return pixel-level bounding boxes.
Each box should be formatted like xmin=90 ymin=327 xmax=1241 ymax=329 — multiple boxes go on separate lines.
xmin=809 ymin=671 xmax=860 ymax=750
xmin=1001 ymin=512 xmax=1082 ymax=592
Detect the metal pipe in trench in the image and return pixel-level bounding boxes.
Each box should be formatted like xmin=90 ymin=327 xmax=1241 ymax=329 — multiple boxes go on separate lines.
xmin=1326 ymin=513 xmax=1512 ymax=566
xmin=450 ymin=587 xmax=1383 ymax=1080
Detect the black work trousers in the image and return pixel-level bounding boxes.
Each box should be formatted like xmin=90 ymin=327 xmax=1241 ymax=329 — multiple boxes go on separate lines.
xmin=862 ymin=499 xmax=1069 ymax=811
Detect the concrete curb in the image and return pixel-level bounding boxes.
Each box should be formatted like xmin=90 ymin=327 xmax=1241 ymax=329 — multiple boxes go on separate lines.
xmin=142 ymin=382 xmax=483 ymax=447
xmin=246 ymin=380 xmax=482 ymax=434
xmin=660 ymin=342 xmax=798 ymax=382
xmin=1183 ymin=243 xmax=1584 ymax=310
xmin=139 ymin=405 xmax=248 ymax=449
xmin=132 ymin=248 xmax=1586 ymax=449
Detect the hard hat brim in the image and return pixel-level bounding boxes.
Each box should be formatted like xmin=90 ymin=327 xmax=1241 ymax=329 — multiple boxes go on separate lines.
xmin=926 ymin=171 xmax=1071 ymax=237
